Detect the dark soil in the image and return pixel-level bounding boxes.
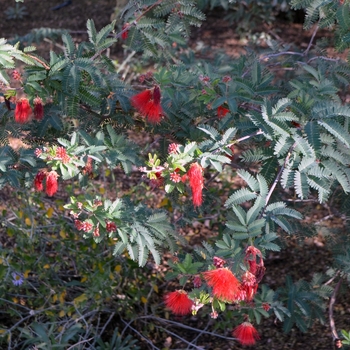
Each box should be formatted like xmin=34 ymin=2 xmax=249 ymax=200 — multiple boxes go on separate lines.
xmin=1 ymin=1 xmax=349 ymax=349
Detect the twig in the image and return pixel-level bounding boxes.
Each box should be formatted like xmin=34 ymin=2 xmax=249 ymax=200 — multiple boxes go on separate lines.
xmin=98 ymin=312 xmax=115 ymax=338
xmin=27 ymin=54 xmax=50 ymax=70
xmin=117 ymin=51 xmax=136 ymax=74
xmin=205 ymin=171 xmax=220 ymax=186
xmin=228 ymin=130 xmax=264 ymax=147
xmin=66 ymin=337 xmax=94 ymax=350
xmin=324 ymin=271 xmax=340 ymax=286
xmin=329 ymin=277 xmax=342 ymax=340
xmin=307 ymin=56 xmax=340 ymax=64
xmin=304 ymin=24 xmax=319 ymax=56
xmin=149 ymin=316 xmax=236 ymax=341
xmin=262 ymin=142 xmax=297 ymax=214
xmin=120 ymin=318 xmax=160 ymax=350
xmin=260 ymin=51 xmax=304 ymax=61
xmin=154 ymin=325 xmax=204 ymax=349
xmin=4 ymin=307 xmax=57 ymax=334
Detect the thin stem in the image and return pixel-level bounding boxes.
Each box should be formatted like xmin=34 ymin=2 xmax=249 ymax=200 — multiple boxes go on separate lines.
xmin=98 ymin=312 xmax=115 ymax=338
xmin=304 ymin=24 xmax=319 ymax=56
xmin=228 ymin=130 xmax=264 ymax=147
xmin=260 ymin=51 xmax=303 ymax=60
xmin=27 ymin=54 xmax=50 ymax=70
xmin=262 ymin=142 xmax=297 ymax=215
xmin=66 ymin=338 xmax=94 ymax=350
xmin=120 ymin=318 xmax=160 ymax=350
xmin=329 ymin=277 xmax=342 ymax=340
xmin=150 ymin=316 xmax=236 ymax=340
xmin=4 ymin=307 xmax=57 ymax=334
xmin=154 ymin=325 xmax=204 ymax=349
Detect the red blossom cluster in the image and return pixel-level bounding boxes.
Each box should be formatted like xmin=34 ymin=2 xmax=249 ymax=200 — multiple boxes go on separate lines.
xmin=130 ymin=86 xmax=163 ymax=124
xmin=15 ymin=98 xmax=32 ymax=124
xmin=14 ymin=97 xmax=45 ymax=124
xmin=34 ymin=170 xmax=59 ymax=197
xmin=233 ymin=321 xmax=260 ymax=346
xmin=106 ymin=221 xmax=117 ymax=233
xmin=56 ymin=147 xmax=70 ymax=164
xmin=82 ymin=156 xmax=93 ymax=176
xmin=217 ymin=105 xmax=230 ymax=119
xmin=187 ymin=162 xmax=204 ymax=207
xmin=164 ymin=250 xmax=266 ymax=346
xmin=121 ymin=23 xmax=129 ymax=40
xmin=168 ymin=143 xmax=179 ymax=154
xmin=33 ymin=97 xmax=44 ymax=121
xmin=203 ymin=267 xmax=241 ymax=302
xmin=74 ymin=220 xmax=93 ymax=232
xmin=12 ymin=70 xmax=21 ymax=81
xmin=164 ymin=290 xmax=194 ymax=316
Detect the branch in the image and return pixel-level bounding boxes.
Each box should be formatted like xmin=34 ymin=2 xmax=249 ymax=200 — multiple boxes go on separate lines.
xmin=304 ymin=23 xmax=319 ymax=56
xmin=260 ymin=51 xmax=304 ymax=61
xmin=329 ymin=277 xmax=343 ymax=340
xmin=228 ymin=130 xmax=264 ymax=147
xmin=120 ymin=318 xmax=160 ymax=350
xmin=262 ymin=141 xmax=297 ymax=214
xmin=66 ymin=338 xmax=94 ymax=350
xmin=27 ymin=54 xmax=50 ymax=70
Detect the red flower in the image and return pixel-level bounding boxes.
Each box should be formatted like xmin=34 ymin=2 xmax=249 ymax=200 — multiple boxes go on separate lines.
xmin=213 ymin=256 xmax=226 ymax=268
xmin=82 ymin=157 xmax=93 ymax=176
xmin=15 ymin=98 xmax=32 ymax=124
xmin=121 ymin=23 xmax=129 ymax=40
xmin=245 ymin=246 xmax=266 ymax=283
xmin=262 ymin=302 xmax=270 ymax=312
xmin=74 ymin=220 xmax=83 ymax=230
xmin=240 ymin=271 xmax=258 ymax=302
xmin=203 ymin=268 xmax=241 ymax=302
xmin=187 ymin=163 xmax=204 ymax=207
xmin=12 ymin=70 xmax=21 ymax=81
xmin=106 ymin=221 xmax=117 ymax=233
xmin=46 ymin=170 xmax=59 ymax=197
xmin=233 ymin=322 xmax=260 ymax=346
xmin=193 ymin=275 xmax=202 ymax=288
xmin=168 ymin=143 xmax=179 ymax=154
xmin=164 ymin=290 xmax=193 ymax=316
xmin=34 ymin=171 xmax=46 ymax=191
xmin=217 ymin=105 xmax=230 ymax=119
xmin=33 ymin=97 xmax=44 ymax=120
xmin=56 ymin=147 xmax=70 ymax=163
xmin=131 ymin=86 xmax=164 ymax=124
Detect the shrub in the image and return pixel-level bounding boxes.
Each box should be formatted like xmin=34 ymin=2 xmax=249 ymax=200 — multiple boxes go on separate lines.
xmin=1 ymin=0 xmax=350 ymax=348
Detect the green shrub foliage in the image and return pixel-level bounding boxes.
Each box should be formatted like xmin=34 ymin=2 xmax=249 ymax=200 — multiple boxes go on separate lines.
xmin=1 ymin=0 xmax=350 ymax=348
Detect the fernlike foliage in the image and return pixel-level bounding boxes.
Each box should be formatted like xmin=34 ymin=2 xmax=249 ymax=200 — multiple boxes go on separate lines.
xmin=1 ymin=0 xmax=350 ymax=346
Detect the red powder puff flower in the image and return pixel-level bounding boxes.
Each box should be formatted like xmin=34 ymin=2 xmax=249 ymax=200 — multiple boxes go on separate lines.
xmin=131 ymin=86 xmax=164 ymax=124
xmin=34 ymin=170 xmax=46 ymax=192
xmin=187 ymin=163 xmax=204 ymax=207
xmin=121 ymin=23 xmax=129 ymax=40
xmin=33 ymin=97 xmax=44 ymax=120
xmin=203 ymin=268 xmax=241 ymax=302
xmin=46 ymin=170 xmax=59 ymax=197
xmin=233 ymin=322 xmax=260 ymax=346
xmin=217 ymin=105 xmax=230 ymax=119
xmin=164 ymin=290 xmax=193 ymax=316
xmin=15 ymin=98 xmax=32 ymax=124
